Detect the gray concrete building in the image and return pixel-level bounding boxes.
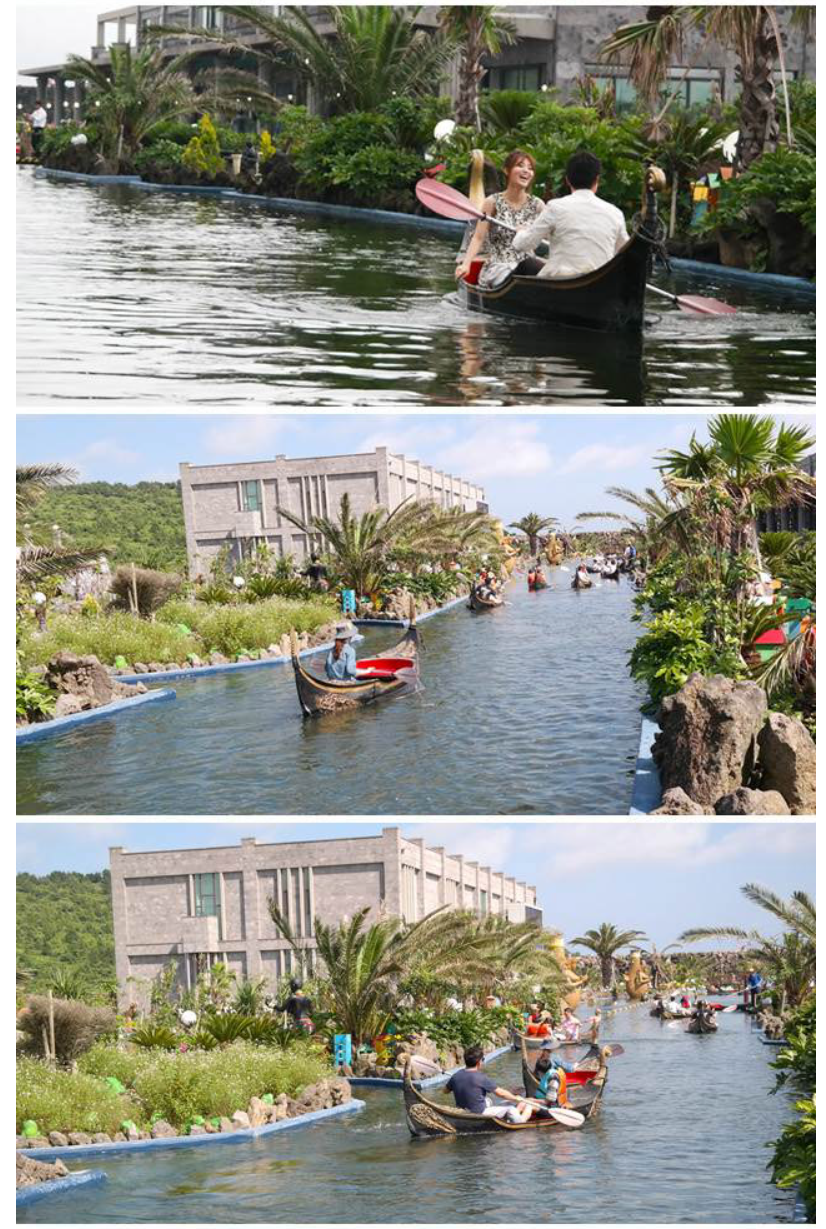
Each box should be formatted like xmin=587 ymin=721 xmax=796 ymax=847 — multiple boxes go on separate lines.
xmin=757 ymin=450 xmax=816 ymax=533
xmin=110 ymin=828 xmax=541 ymax=1011
xmin=20 ymin=7 xmax=815 ymax=122
xmin=179 ymin=448 xmax=487 ymax=577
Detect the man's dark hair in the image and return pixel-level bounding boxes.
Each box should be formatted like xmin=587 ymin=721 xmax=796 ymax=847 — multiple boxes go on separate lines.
xmin=566 ymin=150 xmax=602 ymax=190
xmin=464 ymin=1045 xmax=484 ymax=1067
xmin=289 ymin=979 xmax=302 ymax=993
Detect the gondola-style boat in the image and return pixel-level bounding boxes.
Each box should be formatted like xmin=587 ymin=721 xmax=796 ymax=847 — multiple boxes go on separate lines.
xmin=468 ymin=586 xmax=504 ymax=611
xmin=457 ymin=167 xmax=666 ymax=334
xmin=527 ymin=579 xmax=549 ymax=591
xmin=403 ymin=1056 xmax=608 ymax=1138
xmin=290 ymin=602 xmax=420 ymax=717
xmin=571 ymin=571 xmax=593 ymax=590
xmin=687 ymin=1011 xmax=718 ymax=1034
xmin=520 ymin=1037 xmax=607 ymax=1099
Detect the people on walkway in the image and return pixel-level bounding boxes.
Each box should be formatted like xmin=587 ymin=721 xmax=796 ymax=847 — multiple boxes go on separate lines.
xmin=29 ymin=100 xmax=48 ymax=156
xmin=511 ymin=150 xmax=630 ymax=280
xmin=455 ymin=149 xmax=545 ymax=288
xmin=274 ymin=979 xmax=314 ymax=1032
xmin=446 ymin=1045 xmax=534 ymax=1122
xmin=304 ymin=553 xmax=329 ymax=591
xmin=325 ymin=623 xmax=358 ymax=680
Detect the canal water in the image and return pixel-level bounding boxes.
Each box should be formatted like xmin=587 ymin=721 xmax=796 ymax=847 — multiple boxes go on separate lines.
xmin=17 ymin=573 xmax=645 ymax=816
xmin=17 ymin=1004 xmax=797 ymax=1224
xmin=16 ymin=169 xmax=815 ymax=407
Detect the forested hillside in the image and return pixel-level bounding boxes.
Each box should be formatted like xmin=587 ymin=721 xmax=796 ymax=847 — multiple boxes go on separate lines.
xmin=25 ymin=482 xmax=186 ymax=572
xmin=17 ymin=871 xmax=116 ymax=995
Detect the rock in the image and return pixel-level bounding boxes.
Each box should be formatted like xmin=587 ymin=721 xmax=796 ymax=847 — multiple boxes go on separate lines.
xmin=758 ymin=713 xmax=816 ymax=815
xmin=67 ymin=1132 xmax=91 ymax=1146
xmin=247 ymin=1097 xmax=268 ymax=1128
xmin=652 ymin=674 xmax=767 ymax=808
xmin=188 ymin=655 xmax=202 ymax=667
xmin=204 ymin=1122 xmax=218 ymax=1133
xmin=47 ymin=1131 xmax=69 ymax=1148
xmin=132 ymin=663 xmax=149 ymax=674
xmin=150 ymin=1121 xmax=178 ymax=1139
xmin=125 ymin=1125 xmax=141 ymax=1142
xmin=147 ymin=662 xmax=165 ymax=674
xmin=649 ymin=787 xmax=707 ymax=815
xmin=90 ymin=1133 xmax=111 ymax=1144
xmin=209 ymin=653 xmax=229 ymax=666
xmin=271 ymin=1104 xmax=288 ymax=1122
xmin=163 ymin=663 xmax=179 ymax=673
xmin=218 ymin=1117 xmax=234 ymax=1134
xmin=231 ymin=1110 xmax=251 ymax=1129
xmin=16 ymin=1137 xmax=27 ymax=1150
xmin=16 ymin=1153 xmax=69 ymax=1188
xmin=138 ymin=1131 xmax=151 ymax=1140
xmin=267 ymin=644 xmax=281 ymax=657
xmin=112 ymin=1132 xmax=126 ymax=1142
xmin=53 ymin=694 xmax=85 ymax=718
xmin=44 ymin=652 xmax=118 ymax=709
xmin=715 ymin=787 xmax=791 ymax=815
xmin=339 ymin=1062 xmax=354 ymax=1078
xmin=188 ymin=1125 xmax=206 ymax=1136
xmin=132 ymin=681 xmax=147 ymax=694
xmin=28 ymin=1138 xmax=50 ymax=1149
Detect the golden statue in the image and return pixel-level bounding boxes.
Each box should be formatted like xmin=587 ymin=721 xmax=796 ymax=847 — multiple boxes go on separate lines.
xmin=625 ymin=950 xmax=652 ymax=1000
xmin=545 ymin=533 xmax=564 ymax=566
xmin=548 ymin=932 xmax=587 ymax=1010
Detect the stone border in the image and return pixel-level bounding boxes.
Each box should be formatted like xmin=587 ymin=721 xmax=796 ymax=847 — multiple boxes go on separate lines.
xmin=628 ymin=714 xmax=662 ymax=815
xmin=21 ymin=1098 xmax=365 ymax=1163
xmin=32 ymin=167 xmax=815 ymax=299
xmin=347 ymin=1042 xmax=512 ymax=1089
xmin=15 ymin=688 xmax=176 ymax=746
xmin=16 ymin=1169 xmax=106 ymax=1208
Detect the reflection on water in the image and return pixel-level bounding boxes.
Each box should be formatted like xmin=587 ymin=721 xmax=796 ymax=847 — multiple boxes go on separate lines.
xmin=17 ymin=1006 xmax=797 ymax=1223
xmin=16 ymin=170 xmax=815 ymax=406
xmin=17 ymin=577 xmax=645 ymax=816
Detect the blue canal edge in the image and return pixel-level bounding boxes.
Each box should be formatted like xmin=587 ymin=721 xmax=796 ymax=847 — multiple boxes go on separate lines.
xmin=21 ymin=1098 xmax=366 ymax=1164
xmin=348 ymin=1042 xmax=511 ymax=1089
xmin=16 ymin=1169 xmax=107 ymax=1208
xmin=628 ymin=714 xmax=662 ymax=815
xmin=32 ymin=167 xmax=815 ymax=299
xmin=15 ymin=688 xmax=176 ymax=746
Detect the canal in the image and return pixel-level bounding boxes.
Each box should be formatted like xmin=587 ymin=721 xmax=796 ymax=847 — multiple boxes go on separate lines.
xmin=17 ymin=573 xmax=645 ymax=816
xmin=16 ymin=170 xmax=815 ymax=407
xmin=17 ymin=1004 xmax=796 ymax=1224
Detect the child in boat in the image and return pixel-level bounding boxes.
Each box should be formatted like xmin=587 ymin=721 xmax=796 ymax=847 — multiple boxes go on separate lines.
xmin=446 ymin=1045 xmax=534 ymax=1123
xmin=325 ymin=623 xmax=358 ymax=680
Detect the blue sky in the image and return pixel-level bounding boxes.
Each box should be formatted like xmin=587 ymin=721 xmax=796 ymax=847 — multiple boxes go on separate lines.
xmin=15 ymin=412 xmax=816 ymax=527
xmin=16 ymin=821 xmax=814 ymax=948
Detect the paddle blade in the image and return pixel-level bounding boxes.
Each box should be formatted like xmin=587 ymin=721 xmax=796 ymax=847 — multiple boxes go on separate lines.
xmin=721 ymin=1005 xmax=739 ymax=1013
xmin=677 ymin=294 xmax=737 ymax=316
xmin=605 ymin=1043 xmax=625 ymax=1056
xmin=547 ymin=1107 xmax=585 ymax=1128
xmin=415 ymin=178 xmax=484 ymax=223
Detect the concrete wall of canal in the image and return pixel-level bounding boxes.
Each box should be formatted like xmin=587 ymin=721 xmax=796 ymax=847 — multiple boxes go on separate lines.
xmin=629 ymin=715 xmax=662 ymax=815
xmin=33 ymin=168 xmax=815 ymax=301
xmin=16 ymin=1169 xmax=107 ymax=1208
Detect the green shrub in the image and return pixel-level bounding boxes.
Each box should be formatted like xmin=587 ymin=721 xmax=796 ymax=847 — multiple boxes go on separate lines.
xmin=157 ymin=596 xmax=336 ymax=656
xmin=769 ymin=997 xmax=816 ymax=1218
xmin=17 ymin=612 xmax=199 ymax=669
xmin=145 ymin=119 xmax=200 ymax=146
xmin=628 ymin=604 xmax=719 ymax=704
xmin=696 ymin=147 xmax=815 ymax=237
xmin=17 ymin=1057 xmax=141 ymax=1136
xmin=182 ymin=114 xmax=224 ymax=179
xmin=16 ymin=670 xmax=55 ymax=723
xmin=134 ymin=139 xmax=184 ymax=174
xmin=200 ymin=1013 xmax=254 ymax=1045
xmin=18 ymin=996 xmax=117 ymax=1063
xmin=131 ymin=1022 xmax=180 ymax=1050
xmin=391 ymin=1005 xmax=519 ymax=1053
xmin=77 ymin=1042 xmax=152 ymax=1087
xmin=269 ymin=104 xmax=323 ymax=158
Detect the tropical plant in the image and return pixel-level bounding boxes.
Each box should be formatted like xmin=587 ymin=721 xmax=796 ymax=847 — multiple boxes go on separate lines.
xmin=181 ymin=113 xmax=224 ymax=178
xmin=233 ymin=978 xmax=268 ymax=1015
xmin=16 ymin=670 xmax=55 ymax=724
xmin=65 ymin=43 xmax=196 ymax=171
xmin=569 ymin=924 xmax=648 ymax=988
xmin=438 ymin=7 xmax=516 ymax=129
xmin=16 ymin=465 xmax=102 ymax=584
xmin=622 ymin=110 xmax=731 ymax=236
xmin=200 ymin=1013 xmax=255 ymax=1045
xmin=47 ymin=968 xmax=89 ymax=1001
xmin=508 ymin=513 xmax=559 ymax=557
xmin=131 ymin=1022 xmax=180 ymax=1050
xmin=628 ymin=603 xmax=727 ymax=704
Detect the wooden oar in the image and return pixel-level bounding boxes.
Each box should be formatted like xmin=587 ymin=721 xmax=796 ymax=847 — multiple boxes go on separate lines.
xmin=524 ymin=1100 xmax=585 ymax=1128
xmin=415 ymin=178 xmax=736 ymax=317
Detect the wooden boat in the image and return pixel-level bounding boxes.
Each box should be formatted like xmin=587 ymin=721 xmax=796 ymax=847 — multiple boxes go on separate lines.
xmin=687 ymin=1011 xmax=718 ymax=1034
xmin=456 ymin=168 xmax=664 ymax=334
xmin=403 ymin=1059 xmax=607 ymax=1138
xmin=520 ymin=1038 xmax=607 ymax=1099
xmin=290 ymin=607 xmax=420 ymax=717
xmin=468 ymin=586 xmax=504 ymax=611
xmin=571 ymin=571 xmax=592 ymax=590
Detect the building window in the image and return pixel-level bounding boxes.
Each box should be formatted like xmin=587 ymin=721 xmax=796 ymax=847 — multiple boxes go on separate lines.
xmin=480 ymin=889 xmax=488 ymax=916
xmin=304 ymin=868 xmax=313 ymax=936
xmin=241 ymin=480 xmax=261 ymax=512
xmin=194 ymin=872 xmax=220 ymax=918
xmin=485 ymin=64 xmax=543 ymax=92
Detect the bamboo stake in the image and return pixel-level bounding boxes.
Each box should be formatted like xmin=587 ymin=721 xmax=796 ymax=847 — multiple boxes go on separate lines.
xmin=48 ymin=988 xmax=56 ymax=1060
xmin=131 ymin=562 xmax=139 ymax=615
xmin=42 ymin=1023 xmax=50 ymax=1061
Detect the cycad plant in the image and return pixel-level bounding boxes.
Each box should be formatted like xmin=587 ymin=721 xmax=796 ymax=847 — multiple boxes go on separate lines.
xmin=569 ymin=924 xmax=648 ymax=988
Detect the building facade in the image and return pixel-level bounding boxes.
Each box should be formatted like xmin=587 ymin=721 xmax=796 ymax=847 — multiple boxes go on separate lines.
xmin=757 ymin=451 xmax=816 ymax=533
xmin=179 ymin=447 xmax=486 ymax=576
xmin=20 ymin=7 xmax=815 ymax=122
xmin=109 ymin=828 xmax=541 ymax=1010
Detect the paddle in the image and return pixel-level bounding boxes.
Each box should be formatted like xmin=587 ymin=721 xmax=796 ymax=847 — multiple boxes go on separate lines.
xmin=415 ymin=178 xmax=736 ymax=318
xmin=524 ymin=1100 xmax=586 ymax=1128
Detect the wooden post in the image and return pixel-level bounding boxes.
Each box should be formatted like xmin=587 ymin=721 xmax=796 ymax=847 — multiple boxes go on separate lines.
xmin=42 ymin=1023 xmax=50 ymax=1061
xmin=48 ymin=988 xmax=56 ymax=1060
xmin=131 ymin=562 xmax=139 ymax=615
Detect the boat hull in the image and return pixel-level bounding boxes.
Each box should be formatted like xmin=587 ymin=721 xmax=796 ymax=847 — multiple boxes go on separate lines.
xmin=291 ymin=623 xmax=420 ymax=717
xmin=468 ymin=588 xmax=504 ymax=611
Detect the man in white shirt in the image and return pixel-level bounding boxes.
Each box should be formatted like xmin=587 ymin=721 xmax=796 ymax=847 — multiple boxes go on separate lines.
xmin=29 ymin=99 xmax=48 ymax=155
xmin=512 ymin=151 xmax=630 ymax=280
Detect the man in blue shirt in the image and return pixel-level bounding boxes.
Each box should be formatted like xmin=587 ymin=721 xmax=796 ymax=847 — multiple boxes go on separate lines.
xmin=325 ymin=623 xmax=358 ymax=681
xmin=745 ymin=968 xmax=764 ymax=1009
xmin=446 ymin=1046 xmax=533 ymax=1123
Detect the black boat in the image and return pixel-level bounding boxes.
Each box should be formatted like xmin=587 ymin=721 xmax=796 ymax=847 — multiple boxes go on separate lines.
xmin=403 ymin=1059 xmax=607 ymax=1138
xmin=468 ymin=586 xmax=505 ymax=611
xmin=290 ymin=606 xmax=420 ymax=717
xmin=457 ymin=167 xmax=665 ymax=334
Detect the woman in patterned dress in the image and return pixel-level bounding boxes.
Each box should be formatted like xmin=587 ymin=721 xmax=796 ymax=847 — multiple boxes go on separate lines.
xmin=455 ymin=150 xmax=545 ymax=289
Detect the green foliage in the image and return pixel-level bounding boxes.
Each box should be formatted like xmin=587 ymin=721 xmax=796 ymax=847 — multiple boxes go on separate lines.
xmin=629 ymin=604 xmax=722 ymax=704
xmin=17 ymin=611 xmax=199 ymax=670
xmin=16 ymin=670 xmax=55 ymax=723
xmin=181 ymin=113 xmax=224 ymax=179
xmin=144 ymin=119 xmax=199 ymax=146
xmin=157 ymin=596 xmax=336 ymax=658
xmin=479 ymin=89 xmax=541 ymax=134
xmin=17 ymin=1057 xmax=140 ymax=1136
xmin=134 ymin=138 xmax=184 ymax=174
xmin=326 ymin=145 xmax=424 ymax=208
xmin=769 ymin=997 xmax=816 ymax=1219
xmin=233 ymin=978 xmax=268 ymax=1015
xmin=200 ymin=1013 xmax=255 ymax=1045
xmin=378 ymin=94 xmax=452 ymax=150
xmin=386 ymin=570 xmax=461 ymax=606
xmin=38 ymin=122 xmax=101 ymax=172
xmin=697 ymin=147 xmax=815 ymax=237
xmin=391 ymin=1005 xmax=519 ymax=1053
xmin=269 ymin=105 xmax=323 ymax=158
xmin=18 ymin=996 xmax=117 ymax=1063
xmin=110 ymin=566 xmax=183 ymax=616
xmin=131 ymin=1022 xmax=180 ymax=1050
xmin=24 ymin=481 xmax=187 ymax=572
xmin=16 ymin=871 xmax=115 ymax=995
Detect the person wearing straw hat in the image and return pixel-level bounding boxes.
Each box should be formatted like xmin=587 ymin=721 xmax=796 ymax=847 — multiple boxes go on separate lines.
xmin=325 ymin=622 xmax=358 ymax=681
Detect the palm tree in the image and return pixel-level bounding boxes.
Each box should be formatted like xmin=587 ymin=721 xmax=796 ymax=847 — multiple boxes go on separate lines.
xmin=569 ymin=924 xmax=648 ymax=988
xmin=66 ymin=43 xmax=195 ymax=171
xmin=622 ymin=112 xmax=732 ymax=237
xmin=658 ymin=414 xmax=815 ymax=564
xmin=679 ymin=883 xmax=815 ymax=1009
xmin=508 ymin=514 xmax=558 ymax=557
xmin=438 ymin=7 xmax=516 ymax=129
xmin=16 ymin=464 xmax=102 ymax=584
xmin=576 ymin=485 xmax=693 ymax=563
xmin=152 ymin=6 xmax=456 ymax=117
xmin=600 ymin=7 xmax=813 ymax=168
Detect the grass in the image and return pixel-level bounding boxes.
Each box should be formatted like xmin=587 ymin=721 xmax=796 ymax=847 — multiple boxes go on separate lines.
xmin=17 ymin=1056 xmax=141 ymax=1137
xmin=17 ymin=596 xmax=337 ymax=669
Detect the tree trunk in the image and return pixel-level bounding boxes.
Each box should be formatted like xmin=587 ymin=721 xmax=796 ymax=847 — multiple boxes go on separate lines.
xmin=528 ymin=534 xmax=538 ymax=555
xmin=736 ymin=18 xmax=780 ymax=168
xmin=600 ymin=956 xmax=614 ymax=988
xmin=669 ymin=172 xmax=678 ymax=239
xmin=455 ymin=23 xmax=484 ymax=130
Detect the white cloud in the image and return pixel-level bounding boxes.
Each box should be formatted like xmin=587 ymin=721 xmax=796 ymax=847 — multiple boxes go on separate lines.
xmin=437 ymin=421 xmax=551 ymax=480
xmin=559 ymin=442 xmax=649 ymax=475
xmin=68 ymin=438 xmax=142 ymax=477
xmin=202 ymin=416 xmax=293 ymax=459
